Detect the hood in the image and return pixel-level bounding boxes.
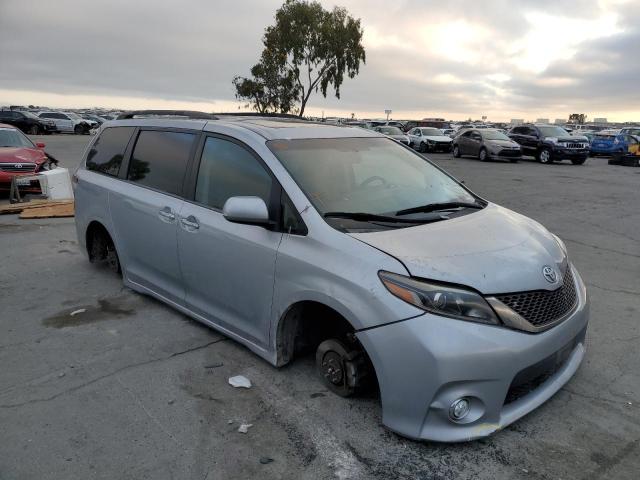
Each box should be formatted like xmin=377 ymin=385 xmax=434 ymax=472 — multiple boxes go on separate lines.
xmin=350 ymin=204 xmax=566 ymax=295
xmin=424 ymin=135 xmax=452 ymax=142
xmin=0 ymin=147 xmax=46 ymax=164
xmin=389 ymin=134 xmax=409 ymax=141
xmin=551 ymin=136 xmax=587 ymax=143
xmin=486 ymin=139 xmax=520 ymax=148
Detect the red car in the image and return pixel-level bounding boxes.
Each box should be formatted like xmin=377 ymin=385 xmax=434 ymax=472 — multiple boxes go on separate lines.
xmin=0 ymin=123 xmax=57 ymax=193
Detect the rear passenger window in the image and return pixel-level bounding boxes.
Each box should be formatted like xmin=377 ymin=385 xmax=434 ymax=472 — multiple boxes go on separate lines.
xmin=195 ymin=137 xmax=272 ymax=210
xmin=128 ymin=130 xmax=196 ymax=195
xmin=86 ymin=127 xmax=134 ymax=176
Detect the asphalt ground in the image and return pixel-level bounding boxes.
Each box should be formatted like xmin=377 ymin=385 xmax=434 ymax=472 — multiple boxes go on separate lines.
xmin=1 ymin=134 xmax=639 ymax=480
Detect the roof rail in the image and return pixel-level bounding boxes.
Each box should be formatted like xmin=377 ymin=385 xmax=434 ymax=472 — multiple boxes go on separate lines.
xmin=212 ymin=112 xmax=305 ymax=120
xmin=116 ymin=110 xmax=218 ymax=120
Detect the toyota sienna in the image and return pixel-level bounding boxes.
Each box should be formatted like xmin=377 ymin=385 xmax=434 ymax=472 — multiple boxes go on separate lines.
xmin=74 ymin=111 xmax=589 ymax=442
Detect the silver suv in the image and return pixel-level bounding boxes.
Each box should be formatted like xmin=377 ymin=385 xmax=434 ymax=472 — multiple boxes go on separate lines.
xmin=74 ymin=111 xmax=589 ymax=442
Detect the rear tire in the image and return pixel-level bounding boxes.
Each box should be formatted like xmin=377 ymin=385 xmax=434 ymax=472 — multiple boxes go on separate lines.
xmin=453 ymin=145 xmax=461 ymax=158
xmin=538 ymin=148 xmax=553 ymax=164
xmin=316 ymin=339 xmax=369 ymax=397
xmin=29 ymin=125 xmax=40 ymax=135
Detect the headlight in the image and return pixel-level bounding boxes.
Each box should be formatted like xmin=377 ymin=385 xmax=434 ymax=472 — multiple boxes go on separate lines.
xmin=379 ymin=271 xmax=500 ymax=325
xmin=546 ymin=137 xmax=559 ymax=144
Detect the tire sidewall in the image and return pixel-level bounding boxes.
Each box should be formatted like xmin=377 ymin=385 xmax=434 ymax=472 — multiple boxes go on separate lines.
xmin=539 ymin=148 xmax=552 ymax=163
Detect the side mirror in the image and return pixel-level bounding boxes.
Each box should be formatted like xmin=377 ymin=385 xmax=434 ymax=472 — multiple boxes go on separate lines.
xmin=222 ymin=196 xmax=270 ymax=226
xmin=36 ymin=142 xmax=46 ymax=148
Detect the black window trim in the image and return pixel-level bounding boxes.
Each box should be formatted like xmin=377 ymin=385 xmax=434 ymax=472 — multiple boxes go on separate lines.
xmin=183 ymin=132 xmax=307 ymax=235
xmin=120 ymin=126 xmax=202 ymax=200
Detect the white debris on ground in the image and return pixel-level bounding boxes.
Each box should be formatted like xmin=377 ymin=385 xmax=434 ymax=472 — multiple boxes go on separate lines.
xmin=228 ymin=375 xmax=252 ymax=388
xmin=238 ymin=423 xmax=253 ymax=434
xmin=70 ymin=309 xmax=86 ymax=316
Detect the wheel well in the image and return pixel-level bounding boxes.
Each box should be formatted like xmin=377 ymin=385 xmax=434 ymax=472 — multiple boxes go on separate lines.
xmin=275 ymin=301 xmax=359 ymax=367
xmin=85 ymin=221 xmax=114 ymax=262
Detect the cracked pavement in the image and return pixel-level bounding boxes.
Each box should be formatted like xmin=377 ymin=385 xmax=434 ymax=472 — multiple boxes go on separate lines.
xmin=0 ymin=135 xmax=638 ymax=479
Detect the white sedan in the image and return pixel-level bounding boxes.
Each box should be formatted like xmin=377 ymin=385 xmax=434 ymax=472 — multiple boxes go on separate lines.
xmin=407 ymin=127 xmax=453 ymax=153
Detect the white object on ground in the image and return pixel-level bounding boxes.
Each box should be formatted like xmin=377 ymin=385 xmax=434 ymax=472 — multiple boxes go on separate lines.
xmin=228 ymin=375 xmax=252 ymax=388
xmin=70 ymin=309 xmax=86 ymax=316
xmin=40 ymin=168 xmax=74 ymax=200
xmin=238 ymin=423 xmax=253 ymax=434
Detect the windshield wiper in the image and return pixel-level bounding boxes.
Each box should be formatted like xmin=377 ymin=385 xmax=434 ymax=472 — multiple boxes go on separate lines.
xmin=396 ymin=201 xmax=483 ymax=216
xmin=324 ymin=211 xmax=439 ymax=224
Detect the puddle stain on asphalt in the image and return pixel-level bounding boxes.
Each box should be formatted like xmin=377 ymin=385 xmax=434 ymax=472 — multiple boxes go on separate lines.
xmin=42 ymin=296 xmax=136 ymax=328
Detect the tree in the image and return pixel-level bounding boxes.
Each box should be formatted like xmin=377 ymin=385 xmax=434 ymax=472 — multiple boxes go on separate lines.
xmin=233 ymin=0 xmax=365 ymax=117
xmin=569 ymin=113 xmax=587 ymax=124
xmin=232 ymin=50 xmax=300 ymax=114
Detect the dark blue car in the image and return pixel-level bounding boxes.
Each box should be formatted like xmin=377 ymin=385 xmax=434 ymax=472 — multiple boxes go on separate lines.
xmin=590 ymin=132 xmax=621 ymax=155
xmin=591 ymin=130 xmax=640 ymax=156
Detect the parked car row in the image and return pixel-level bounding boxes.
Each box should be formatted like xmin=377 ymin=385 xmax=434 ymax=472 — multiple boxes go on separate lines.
xmin=373 ymin=123 xmax=592 ymax=165
xmin=0 ymin=108 xmax=118 ymax=135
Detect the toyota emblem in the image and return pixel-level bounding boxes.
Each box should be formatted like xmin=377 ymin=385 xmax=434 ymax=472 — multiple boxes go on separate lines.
xmin=15 ymin=163 xmax=23 ymax=168
xmin=542 ymin=266 xmax=558 ymax=284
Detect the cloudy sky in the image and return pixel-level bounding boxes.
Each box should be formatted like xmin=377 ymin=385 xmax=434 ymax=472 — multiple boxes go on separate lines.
xmin=1 ymin=0 xmax=638 ymax=121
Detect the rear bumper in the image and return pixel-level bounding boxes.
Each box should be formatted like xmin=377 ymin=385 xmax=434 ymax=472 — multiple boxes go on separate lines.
xmin=357 ymin=264 xmax=589 ymax=442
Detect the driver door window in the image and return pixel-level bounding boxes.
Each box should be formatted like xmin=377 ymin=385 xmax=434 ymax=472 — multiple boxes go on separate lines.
xmin=195 ymin=136 xmax=273 ymax=210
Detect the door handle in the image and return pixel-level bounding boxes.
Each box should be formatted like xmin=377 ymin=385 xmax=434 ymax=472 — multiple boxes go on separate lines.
xmin=180 ymin=215 xmax=200 ymax=230
xmin=158 ymin=207 xmax=176 ymax=222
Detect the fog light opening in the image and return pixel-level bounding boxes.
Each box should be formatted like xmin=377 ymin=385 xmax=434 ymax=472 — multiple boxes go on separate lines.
xmin=449 ymin=398 xmax=471 ymax=421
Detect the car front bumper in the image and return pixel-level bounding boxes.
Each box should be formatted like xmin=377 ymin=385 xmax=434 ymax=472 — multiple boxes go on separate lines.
xmin=356 ymin=264 xmax=589 ymax=442
xmin=488 ymin=152 xmax=522 ymax=161
xmin=427 ymin=142 xmax=452 ymax=152
xmin=552 ymin=148 xmax=589 ymax=160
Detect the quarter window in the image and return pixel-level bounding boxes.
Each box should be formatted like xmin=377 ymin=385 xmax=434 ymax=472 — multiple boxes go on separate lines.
xmin=86 ymin=127 xmax=135 ymax=176
xmin=128 ymin=130 xmax=196 ymax=195
xmin=195 ymin=136 xmax=273 ymax=210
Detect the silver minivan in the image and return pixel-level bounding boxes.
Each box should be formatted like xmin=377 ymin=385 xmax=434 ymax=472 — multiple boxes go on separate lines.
xmin=74 ymin=111 xmax=589 ymax=442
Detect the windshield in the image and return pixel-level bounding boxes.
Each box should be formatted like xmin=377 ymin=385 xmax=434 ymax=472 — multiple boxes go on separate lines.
xmin=0 ymin=128 xmax=35 ymax=148
xmin=268 ymin=137 xmax=476 ymax=220
xmin=538 ymin=126 xmax=570 ymax=137
xmin=420 ymin=128 xmax=442 ymax=136
xmin=622 ymin=128 xmax=640 ymax=136
xmin=22 ymin=111 xmax=41 ymax=120
xmin=66 ymin=112 xmax=82 ymax=120
xmin=481 ymin=130 xmax=510 ymax=141
xmin=379 ymin=126 xmax=403 ymax=135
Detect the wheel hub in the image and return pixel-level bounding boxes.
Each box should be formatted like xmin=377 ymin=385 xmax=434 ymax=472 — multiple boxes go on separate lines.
xmin=322 ymin=352 xmax=344 ymax=385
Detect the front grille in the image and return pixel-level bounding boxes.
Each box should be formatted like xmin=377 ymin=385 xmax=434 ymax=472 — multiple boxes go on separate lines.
xmin=495 ymin=268 xmax=577 ymax=328
xmin=498 ymin=149 xmax=521 ymax=157
xmin=562 ymin=143 xmax=587 ymax=149
xmin=0 ymin=163 xmax=37 ymax=172
xmin=504 ymin=326 xmax=586 ymax=405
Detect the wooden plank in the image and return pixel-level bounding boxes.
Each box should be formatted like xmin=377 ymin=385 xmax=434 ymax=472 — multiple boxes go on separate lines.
xmin=19 ymin=203 xmax=75 ymax=219
xmin=0 ymin=200 xmax=73 ymax=215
